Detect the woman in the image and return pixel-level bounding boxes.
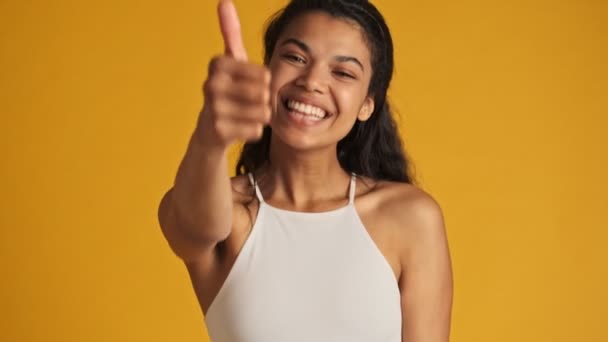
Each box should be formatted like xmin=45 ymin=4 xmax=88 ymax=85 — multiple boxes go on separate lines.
xmin=158 ymin=0 xmax=453 ymax=341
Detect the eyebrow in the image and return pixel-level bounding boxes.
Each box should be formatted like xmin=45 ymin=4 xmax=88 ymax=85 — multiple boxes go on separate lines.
xmin=280 ymin=38 xmax=365 ymax=72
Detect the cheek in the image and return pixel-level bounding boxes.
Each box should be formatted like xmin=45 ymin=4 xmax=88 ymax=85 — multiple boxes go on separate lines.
xmin=269 ymin=65 xmax=294 ymax=110
xmin=335 ymin=88 xmax=365 ymax=116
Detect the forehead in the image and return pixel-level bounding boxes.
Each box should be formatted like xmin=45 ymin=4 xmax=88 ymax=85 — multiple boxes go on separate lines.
xmin=277 ymin=11 xmax=372 ymax=63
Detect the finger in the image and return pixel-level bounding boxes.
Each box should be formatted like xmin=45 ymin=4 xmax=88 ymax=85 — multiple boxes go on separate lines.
xmin=224 ymin=81 xmax=270 ymax=105
xmin=227 ymin=105 xmax=272 ymax=124
xmin=216 ymin=119 xmax=265 ymax=142
xmin=218 ymin=0 xmax=248 ymax=61
xmin=234 ymin=121 xmax=265 ymax=142
xmin=215 ymin=98 xmax=271 ymax=123
xmin=204 ymin=70 xmax=269 ymax=105
xmin=231 ymin=65 xmax=271 ymax=84
xmin=208 ymin=56 xmax=270 ymax=82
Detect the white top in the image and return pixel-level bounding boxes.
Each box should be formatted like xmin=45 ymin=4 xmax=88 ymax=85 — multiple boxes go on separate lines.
xmin=204 ymin=173 xmax=402 ymax=342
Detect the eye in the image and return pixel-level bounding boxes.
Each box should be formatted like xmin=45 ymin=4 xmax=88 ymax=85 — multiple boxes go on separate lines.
xmin=333 ymin=70 xmax=356 ymax=79
xmin=283 ymin=54 xmax=306 ymax=64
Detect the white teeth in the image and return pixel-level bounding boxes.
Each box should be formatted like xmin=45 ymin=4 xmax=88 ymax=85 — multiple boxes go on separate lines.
xmin=287 ymin=100 xmax=327 ymax=119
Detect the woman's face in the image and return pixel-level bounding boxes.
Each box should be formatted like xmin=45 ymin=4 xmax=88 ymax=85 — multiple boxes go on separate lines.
xmin=268 ymin=11 xmax=375 ymax=151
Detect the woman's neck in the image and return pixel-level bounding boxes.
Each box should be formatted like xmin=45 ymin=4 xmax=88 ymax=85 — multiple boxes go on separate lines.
xmin=260 ymin=140 xmax=351 ymax=209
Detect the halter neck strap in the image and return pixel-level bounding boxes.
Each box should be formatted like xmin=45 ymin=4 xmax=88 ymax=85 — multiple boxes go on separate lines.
xmin=348 ymin=173 xmax=357 ymax=204
xmin=247 ymin=173 xmax=265 ymax=203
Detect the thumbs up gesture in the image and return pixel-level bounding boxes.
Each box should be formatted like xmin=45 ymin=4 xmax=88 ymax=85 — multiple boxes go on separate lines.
xmin=196 ymin=0 xmax=272 ymax=147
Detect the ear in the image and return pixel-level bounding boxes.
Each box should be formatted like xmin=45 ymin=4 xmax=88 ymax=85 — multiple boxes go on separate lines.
xmin=357 ymin=96 xmax=375 ymax=122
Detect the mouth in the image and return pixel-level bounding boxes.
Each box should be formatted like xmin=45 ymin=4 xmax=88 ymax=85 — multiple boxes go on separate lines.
xmin=281 ymin=97 xmax=330 ymax=122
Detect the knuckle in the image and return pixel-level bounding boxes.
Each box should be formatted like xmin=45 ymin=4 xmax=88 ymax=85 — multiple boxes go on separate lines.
xmin=254 ymin=104 xmax=265 ymax=119
xmin=206 ymin=77 xmax=226 ymax=98
xmin=203 ymin=78 xmax=216 ymax=95
xmin=255 ymin=67 xmax=266 ymax=81
xmin=208 ymin=55 xmax=226 ymax=73
xmin=202 ymin=79 xmax=213 ymax=95
xmin=250 ymin=85 xmax=267 ymax=103
xmin=244 ymin=86 xmax=261 ymax=103
xmin=257 ymin=86 xmax=267 ymax=101
xmin=208 ymin=56 xmax=220 ymax=74
xmin=208 ymin=98 xmax=223 ymax=117
xmin=260 ymin=67 xmax=271 ymax=85
xmin=252 ymin=125 xmax=264 ymax=139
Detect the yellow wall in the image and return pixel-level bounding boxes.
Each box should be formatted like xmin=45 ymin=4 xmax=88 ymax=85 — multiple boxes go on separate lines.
xmin=1 ymin=0 xmax=606 ymax=341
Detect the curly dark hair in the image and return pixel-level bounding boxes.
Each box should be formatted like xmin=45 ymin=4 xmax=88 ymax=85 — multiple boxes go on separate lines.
xmin=236 ymin=0 xmax=416 ymax=184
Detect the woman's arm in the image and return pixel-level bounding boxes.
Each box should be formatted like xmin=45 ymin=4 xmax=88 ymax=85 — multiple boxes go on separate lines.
xmin=399 ymin=194 xmax=454 ymax=342
xmin=158 ymin=135 xmax=233 ymax=262
xmin=157 ymin=0 xmax=270 ymax=262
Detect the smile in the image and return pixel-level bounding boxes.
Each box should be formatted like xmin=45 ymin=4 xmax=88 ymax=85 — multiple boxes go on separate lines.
xmin=282 ymin=99 xmax=328 ymax=121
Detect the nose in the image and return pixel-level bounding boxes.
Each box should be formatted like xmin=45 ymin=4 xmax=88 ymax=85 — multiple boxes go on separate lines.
xmin=294 ymin=63 xmax=327 ymax=94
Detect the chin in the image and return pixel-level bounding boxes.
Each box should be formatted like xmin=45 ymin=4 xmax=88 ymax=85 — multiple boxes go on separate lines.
xmin=270 ymin=127 xmax=323 ymax=151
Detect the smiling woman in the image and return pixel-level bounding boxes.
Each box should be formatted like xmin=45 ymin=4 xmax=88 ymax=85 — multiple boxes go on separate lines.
xmin=157 ymin=1 xmax=453 ymax=341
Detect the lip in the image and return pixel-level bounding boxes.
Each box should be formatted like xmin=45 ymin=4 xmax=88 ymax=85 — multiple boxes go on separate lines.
xmin=280 ymin=95 xmax=333 ymax=118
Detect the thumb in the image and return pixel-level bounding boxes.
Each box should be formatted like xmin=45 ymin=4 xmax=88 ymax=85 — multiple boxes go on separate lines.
xmin=218 ymin=0 xmax=248 ymax=61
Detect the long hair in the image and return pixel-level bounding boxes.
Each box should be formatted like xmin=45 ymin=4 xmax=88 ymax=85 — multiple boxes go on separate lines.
xmin=236 ymin=0 xmax=416 ymax=184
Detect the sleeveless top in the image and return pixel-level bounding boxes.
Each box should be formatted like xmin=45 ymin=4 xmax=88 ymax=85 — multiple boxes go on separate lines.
xmin=204 ymin=173 xmax=402 ymax=342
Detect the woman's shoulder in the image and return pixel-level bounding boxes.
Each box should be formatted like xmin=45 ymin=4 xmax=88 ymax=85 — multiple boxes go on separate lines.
xmin=357 ymin=176 xmax=437 ymax=206
xmin=356 ymin=176 xmax=445 ymax=235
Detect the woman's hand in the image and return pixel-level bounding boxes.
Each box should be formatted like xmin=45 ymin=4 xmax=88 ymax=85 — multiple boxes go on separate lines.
xmin=196 ymin=0 xmax=271 ymax=148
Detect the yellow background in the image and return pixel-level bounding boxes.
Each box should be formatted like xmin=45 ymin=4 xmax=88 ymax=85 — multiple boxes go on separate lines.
xmin=1 ymin=0 xmax=606 ymax=341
